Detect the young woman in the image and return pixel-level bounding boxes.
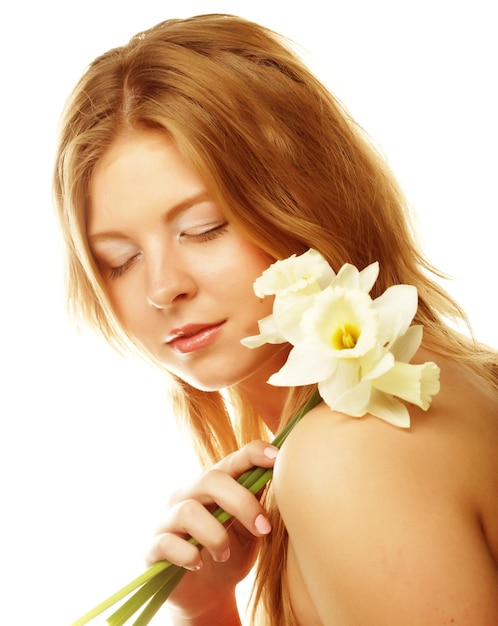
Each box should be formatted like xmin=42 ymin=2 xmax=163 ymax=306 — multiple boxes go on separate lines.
xmin=53 ymin=14 xmax=498 ymax=625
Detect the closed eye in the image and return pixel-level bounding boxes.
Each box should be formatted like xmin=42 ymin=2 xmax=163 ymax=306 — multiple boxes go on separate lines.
xmin=106 ymin=253 xmax=141 ymax=280
xmin=182 ymin=221 xmax=228 ymax=242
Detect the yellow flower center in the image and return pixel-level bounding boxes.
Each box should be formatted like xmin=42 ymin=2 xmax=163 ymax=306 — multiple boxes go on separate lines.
xmin=331 ymin=323 xmax=360 ymax=350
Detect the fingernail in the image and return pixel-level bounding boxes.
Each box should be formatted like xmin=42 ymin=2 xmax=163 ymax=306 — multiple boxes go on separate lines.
xmin=186 ymin=561 xmax=203 ymax=572
xmin=264 ymin=446 xmax=279 ymax=459
xmin=217 ymin=547 xmax=230 ymax=562
xmin=255 ymin=513 xmax=272 ymax=535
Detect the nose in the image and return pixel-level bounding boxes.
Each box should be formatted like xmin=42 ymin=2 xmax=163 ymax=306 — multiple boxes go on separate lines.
xmin=146 ymin=253 xmax=197 ymax=310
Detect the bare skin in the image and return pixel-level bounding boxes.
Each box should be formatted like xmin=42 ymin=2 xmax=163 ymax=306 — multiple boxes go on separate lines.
xmin=274 ymin=348 xmax=498 ymax=625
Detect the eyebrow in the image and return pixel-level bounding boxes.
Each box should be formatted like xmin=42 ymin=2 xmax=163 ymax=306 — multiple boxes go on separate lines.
xmin=88 ymin=191 xmax=212 ymax=244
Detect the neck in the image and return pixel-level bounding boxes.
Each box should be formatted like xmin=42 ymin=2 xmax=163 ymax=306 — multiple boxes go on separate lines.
xmin=236 ymin=344 xmax=292 ymax=433
xmin=241 ymin=383 xmax=290 ymax=434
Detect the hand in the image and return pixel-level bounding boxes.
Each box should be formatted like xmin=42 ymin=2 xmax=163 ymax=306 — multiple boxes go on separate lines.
xmin=146 ymin=440 xmax=279 ymax=620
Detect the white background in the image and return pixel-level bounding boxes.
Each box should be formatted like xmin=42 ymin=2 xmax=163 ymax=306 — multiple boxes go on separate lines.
xmin=1 ymin=1 xmax=496 ymax=625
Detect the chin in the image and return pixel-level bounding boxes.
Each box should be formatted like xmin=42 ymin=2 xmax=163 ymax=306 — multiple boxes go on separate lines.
xmin=165 ymin=371 xmax=229 ymax=392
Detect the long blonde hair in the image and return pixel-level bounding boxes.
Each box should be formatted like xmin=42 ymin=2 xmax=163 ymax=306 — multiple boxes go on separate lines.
xmin=53 ymin=14 xmax=497 ymax=624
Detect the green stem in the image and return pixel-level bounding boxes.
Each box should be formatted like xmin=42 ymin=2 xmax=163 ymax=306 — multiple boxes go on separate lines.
xmin=70 ymin=561 xmax=172 ymax=626
xmin=106 ymin=565 xmax=181 ymax=626
xmin=131 ymin=569 xmax=187 ymax=626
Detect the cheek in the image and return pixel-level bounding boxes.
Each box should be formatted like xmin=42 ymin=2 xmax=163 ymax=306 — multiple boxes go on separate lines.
xmin=105 ymin=280 xmax=148 ymax=336
xmin=232 ymin=241 xmax=273 ymax=286
xmin=231 ymin=253 xmax=275 ymax=326
xmin=203 ymin=236 xmax=270 ymax=292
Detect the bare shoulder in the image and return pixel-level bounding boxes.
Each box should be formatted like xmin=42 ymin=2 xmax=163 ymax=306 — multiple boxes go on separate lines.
xmin=273 ymin=351 xmax=498 ymax=625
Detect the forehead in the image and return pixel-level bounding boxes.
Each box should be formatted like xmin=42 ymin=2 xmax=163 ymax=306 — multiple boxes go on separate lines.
xmin=91 ymin=129 xmax=182 ymax=194
xmin=88 ymin=129 xmax=209 ymax=231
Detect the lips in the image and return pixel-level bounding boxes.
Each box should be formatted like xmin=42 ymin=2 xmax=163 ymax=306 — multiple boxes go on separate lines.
xmin=166 ymin=321 xmax=226 ymax=354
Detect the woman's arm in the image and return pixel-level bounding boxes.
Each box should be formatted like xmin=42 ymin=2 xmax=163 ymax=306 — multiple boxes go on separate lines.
xmin=169 ymin=591 xmax=241 ymax=626
xmin=273 ymin=404 xmax=498 ymax=625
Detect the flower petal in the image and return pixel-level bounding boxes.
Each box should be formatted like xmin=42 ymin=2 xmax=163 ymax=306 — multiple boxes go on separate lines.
xmin=239 ymin=334 xmax=271 ymax=348
xmin=268 ymin=343 xmax=338 ymax=386
xmin=273 ymin=293 xmax=316 ymax=344
xmin=373 ymin=361 xmax=440 ymax=410
xmin=373 ymin=284 xmax=418 ymax=345
xmin=332 ymin=261 xmax=380 ymax=294
xmin=325 ymin=378 xmax=372 ymax=417
xmin=358 ymin=262 xmax=380 ymax=293
xmin=332 ymin=263 xmax=362 ymax=290
xmin=389 ymin=325 xmax=423 ymax=363
xmin=362 ymin=349 xmax=394 ymax=379
xmin=365 ymin=388 xmax=411 ymax=427
xmin=240 ymin=315 xmax=286 ymax=348
xmin=253 ymin=248 xmax=335 ymax=298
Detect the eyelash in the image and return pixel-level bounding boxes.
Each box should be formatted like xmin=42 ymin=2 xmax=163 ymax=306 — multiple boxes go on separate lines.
xmin=105 ymin=222 xmax=229 ymax=280
xmin=107 ymin=254 xmax=140 ymax=280
xmin=189 ymin=221 xmax=228 ymax=242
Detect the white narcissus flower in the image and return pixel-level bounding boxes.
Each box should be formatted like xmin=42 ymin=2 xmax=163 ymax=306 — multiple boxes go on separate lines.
xmin=268 ymin=279 xmax=433 ymax=427
xmin=241 ymin=249 xmax=331 ymax=349
xmin=267 ymin=285 xmax=381 ymax=386
xmin=241 ymin=248 xmax=441 ymax=428
xmin=241 ymin=250 xmax=380 ymax=350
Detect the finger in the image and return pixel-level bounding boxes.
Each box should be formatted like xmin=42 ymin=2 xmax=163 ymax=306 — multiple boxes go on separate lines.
xmin=203 ymin=467 xmax=272 ymax=521
xmin=157 ymin=468 xmax=273 ymax=554
xmin=167 ymin=440 xmax=278 ymax=508
xmin=147 ymin=498 xmax=231 ymax=567
xmin=168 ymin=441 xmax=279 ymax=506
xmin=167 ymin=469 xmax=273 ymax=538
xmin=213 ymin=440 xmax=279 ymax=478
xmin=146 ymin=532 xmax=204 ymax=570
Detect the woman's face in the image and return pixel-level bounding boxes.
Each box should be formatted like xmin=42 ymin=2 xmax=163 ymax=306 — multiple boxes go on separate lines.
xmin=88 ymin=129 xmax=286 ymax=392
